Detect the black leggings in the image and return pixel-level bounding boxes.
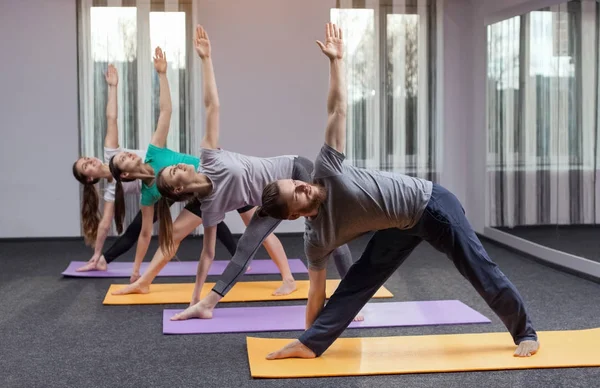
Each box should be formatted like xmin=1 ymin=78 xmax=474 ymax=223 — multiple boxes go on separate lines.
xmin=103 ymin=200 xmax=242 ymax=263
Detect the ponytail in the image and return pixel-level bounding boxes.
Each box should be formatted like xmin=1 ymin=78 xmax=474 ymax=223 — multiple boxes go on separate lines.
xmin=81 ymin=184 xmax=101 ymax=246
xmin=157 ymin=197 xmax=174 ymax=256
xmin=73 ymin=161 xmax=101 ymax=246
xmin=113 ymin=180 xmax=125 ymax=234
xmin=156 ymin=167 xmax=199 ymax=256
xmin=109 ymin=155 xmax=134 ymax=234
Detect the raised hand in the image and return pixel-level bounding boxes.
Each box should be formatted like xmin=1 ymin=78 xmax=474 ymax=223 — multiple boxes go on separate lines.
xmin=316 ymin=22 xmax=344 ymax=60
xmin=105 ymin=64 xmax=118 ymax=86
xmin=194 ymin=24 xmax=211 ymax=59
xmin=153 ymin=46 xmax=167 ymax=73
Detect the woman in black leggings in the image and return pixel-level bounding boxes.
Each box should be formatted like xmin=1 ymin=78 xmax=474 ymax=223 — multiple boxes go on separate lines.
xmin=98 ymin=200 xmax=251 ymax=271
xmin=73 ymin=65 xmax=242 ymax=276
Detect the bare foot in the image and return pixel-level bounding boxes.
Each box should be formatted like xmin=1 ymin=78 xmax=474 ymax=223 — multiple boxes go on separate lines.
xmin=170 ymin=302 xmax=213 ymax=321
xmin=111 ymin=281 xmax=149 ymax=295
xmin=266 ymin=340 xmax=316 ymax=360
xmin=514 ymin=340 xmax=539 ymax=357
xmin=272 ymin=279 xmax=297 ymax=296
xmin=353 ymin=312 xmax=364 ymax=322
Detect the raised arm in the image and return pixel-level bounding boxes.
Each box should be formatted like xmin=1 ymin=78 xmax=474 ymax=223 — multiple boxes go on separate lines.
xmin=195 ymin=25 xmax=220 ymax=150
xmin=95 ymin=65 xmax=119 ymax=255
xmin=150 ymin=47 xmax=172 ymax=147
xmin=317 ymin=23 xmax=346 ymax=153
xmin=104 ymin=64 xmax=119 ymax=148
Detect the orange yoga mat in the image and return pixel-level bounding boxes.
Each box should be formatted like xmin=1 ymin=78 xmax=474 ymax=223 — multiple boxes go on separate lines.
xmin=247 ymin=328 xmax=600 ymax=378
xmin=103 ymin=280 xmax=393 ymax=305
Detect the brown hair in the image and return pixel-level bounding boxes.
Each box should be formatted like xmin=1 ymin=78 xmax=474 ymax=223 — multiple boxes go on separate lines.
xmin=72 ymin=160 xmax=101 ymax=246
xmin=156 ymin=167 xmax=201 ymax=255
xmin=257 ymin=181 xmax=289 ymax=220
xmin=108 ymin=155 xmax=135 ymax=234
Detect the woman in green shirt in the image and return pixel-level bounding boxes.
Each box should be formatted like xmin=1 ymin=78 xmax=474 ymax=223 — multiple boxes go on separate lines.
xmin=108 ymin=41 xmax=294 ymax=288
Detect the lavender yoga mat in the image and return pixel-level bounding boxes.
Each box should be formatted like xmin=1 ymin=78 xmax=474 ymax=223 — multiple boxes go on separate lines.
xmin=62 ymin=259 xmax=307 ymax=277
xmin=162 ymin=300 xmax=490 ymax=334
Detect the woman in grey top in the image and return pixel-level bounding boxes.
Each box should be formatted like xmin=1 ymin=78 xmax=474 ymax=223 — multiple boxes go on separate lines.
xmin=153 ymin=25 xmax=355 ymax=321
xmin=259 ymin=23 xmax=539 ymax=360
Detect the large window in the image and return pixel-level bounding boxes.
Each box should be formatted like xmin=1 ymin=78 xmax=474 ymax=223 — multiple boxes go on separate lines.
xmin=77 ymin=0 xmax=194 ymax=229
xmin=487 ymin=0 xmax=600 ymax=227
xmin=487 ymin=6 xmax=579 ymax=171
xmin=331 ymin=0 xmax=438 ymax=181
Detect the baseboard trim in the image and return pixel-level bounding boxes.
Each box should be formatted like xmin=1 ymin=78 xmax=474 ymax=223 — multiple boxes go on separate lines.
xmin=478 ymin=230 xmax=600 ymax=284
xmin=0 ymin=231 xmax=306 ymax=243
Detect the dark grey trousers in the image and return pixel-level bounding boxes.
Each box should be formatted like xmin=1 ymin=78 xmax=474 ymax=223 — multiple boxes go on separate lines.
xmin=299 ymin=183 xmax=537 ymax=356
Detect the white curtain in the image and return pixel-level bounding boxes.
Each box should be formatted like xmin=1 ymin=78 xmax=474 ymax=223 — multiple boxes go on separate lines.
xmin=331 ymin=0 xmax=439 ymax=181
xmin=77 ymin=0 xmax=200 ymax=236
xmin=487 ymin=0 xmax=600 ymax=227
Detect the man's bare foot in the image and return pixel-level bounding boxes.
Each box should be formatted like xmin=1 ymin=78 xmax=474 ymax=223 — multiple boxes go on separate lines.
xmin=514 ymin=340 xmax=539 ymax=357
xmin=111 ymin=281 xmax=149 ymax=295
xmin=266 ymin=340 xmax=316 ymax=360
xmin=272 ymin=279 xmax=297 ymax=296
xmin=170 ymin=302 xmax=213 ymax=321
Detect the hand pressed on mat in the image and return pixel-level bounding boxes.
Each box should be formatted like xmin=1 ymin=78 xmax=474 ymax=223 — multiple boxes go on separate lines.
xmin=76 ymin=254 xmax=108 ymax=272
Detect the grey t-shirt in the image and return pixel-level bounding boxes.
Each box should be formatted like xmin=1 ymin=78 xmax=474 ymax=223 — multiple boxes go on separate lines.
xmin=199 ymin=148 xmax=296 ymax=227
xmin=304 ymin=144 xmax=433 ymax=270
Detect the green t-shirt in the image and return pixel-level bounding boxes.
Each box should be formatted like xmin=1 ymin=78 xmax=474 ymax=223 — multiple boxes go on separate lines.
xmin=140 ymin=144 xmax=200 ymax=206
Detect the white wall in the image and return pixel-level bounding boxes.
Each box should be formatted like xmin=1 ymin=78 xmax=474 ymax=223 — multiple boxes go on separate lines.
xmin=0 ymin=0 xmax=550 ymax=238
xmin=194 ymin=0 xmax=337 ymax=233
xmin=464 ymin=0 xmax=571 ymax=233
xmin=439 ymin=0 xmax=473 ymax=215
xmin=0 ymin=0 xmax=80 ymax=238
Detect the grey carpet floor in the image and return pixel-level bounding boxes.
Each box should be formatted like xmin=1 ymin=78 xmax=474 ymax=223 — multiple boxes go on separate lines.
xmin=495 ymin=225 xmax=600 ymax=262
xmin=0 ymin=233 xmax=599 ymax=388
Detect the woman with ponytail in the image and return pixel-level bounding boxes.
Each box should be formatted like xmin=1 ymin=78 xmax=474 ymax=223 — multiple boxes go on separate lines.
xmin=73 ymin=63 xmax=239 ymax=280
xmin=113 ymin=26 xmax=353 ymax=321
xmin=72 ymin=64 xmax=147 ymax=274
xmin=107 ymin=45 xmax=251 ymax=283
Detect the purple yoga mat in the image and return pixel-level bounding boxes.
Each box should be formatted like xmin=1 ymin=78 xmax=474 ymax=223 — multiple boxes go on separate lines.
xmin=62 ymin=259 xmax=307 ymax=277
xmin=162 ymin=300 xmax=490 ymax=334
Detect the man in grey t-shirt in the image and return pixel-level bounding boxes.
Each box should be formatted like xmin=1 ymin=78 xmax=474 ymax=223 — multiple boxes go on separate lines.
xmin=258 ymin=23 xmax=539 ymax=360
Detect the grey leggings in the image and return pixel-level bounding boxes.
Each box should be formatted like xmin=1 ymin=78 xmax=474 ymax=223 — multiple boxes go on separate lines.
xmin=212 ymin=156 xmax=354 ymax=296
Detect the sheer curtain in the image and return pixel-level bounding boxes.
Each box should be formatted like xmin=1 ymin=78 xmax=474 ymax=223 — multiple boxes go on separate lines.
xmin=331 ymin=0 xmax=439 ymax=180
xmin=77 ymin=0 xmax=200 ymax=236
xmin=487 ymin=0 xmax=600 ymax=228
